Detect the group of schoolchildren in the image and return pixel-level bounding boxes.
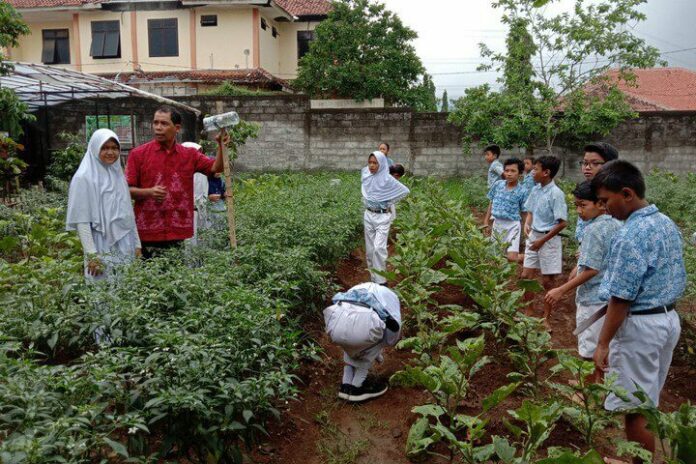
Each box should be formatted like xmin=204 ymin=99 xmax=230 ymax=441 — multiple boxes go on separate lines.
xmin=482 ymin=143 xmax=686 ymax=461
xmin=323 ymin=140 xmax=685 ymax=461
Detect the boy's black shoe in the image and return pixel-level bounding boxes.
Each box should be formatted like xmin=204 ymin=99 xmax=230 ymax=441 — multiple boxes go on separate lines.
xmin=347 ymin=378 xmax=388 ymax=403
xmin=338 ymin=383 xmax=353 ymax=400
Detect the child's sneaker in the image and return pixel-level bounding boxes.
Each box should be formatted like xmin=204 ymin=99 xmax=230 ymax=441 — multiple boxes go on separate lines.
xmin=338 ymin=383 xmax=353 ymax=400
xmin=347 ymin=378 xmax=388 ymax=403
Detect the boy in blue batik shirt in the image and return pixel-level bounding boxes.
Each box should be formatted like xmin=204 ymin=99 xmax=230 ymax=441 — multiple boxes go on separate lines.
xmin=484 ymin=158 xmax=527 ymax=262
xmin=592 ymin=160 xmax=685 ymax=461
xmin=544 ymin=181 xmax=621 ymax=361
xmin=575 ymin=142 xmax=619 ymax=243
xmin=484 ymin=144 xmax=504 ymax=188
xmin=521 ymin=155 xmax=536 ymax=197
xmin=521 ymin=156 xmax=568 ymax=331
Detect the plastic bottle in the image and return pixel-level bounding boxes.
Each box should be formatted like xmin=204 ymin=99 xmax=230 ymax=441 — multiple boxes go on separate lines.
xmin=203 ymin=111 xmax=240 ymax=132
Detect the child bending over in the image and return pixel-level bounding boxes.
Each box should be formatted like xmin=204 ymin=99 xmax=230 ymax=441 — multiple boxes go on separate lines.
xmin=324 ymin=282 xmax=401 ymax=402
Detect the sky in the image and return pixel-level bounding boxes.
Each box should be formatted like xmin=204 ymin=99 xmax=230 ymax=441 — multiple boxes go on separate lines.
xmin=380 ymin=0 xmax=696 ymax=100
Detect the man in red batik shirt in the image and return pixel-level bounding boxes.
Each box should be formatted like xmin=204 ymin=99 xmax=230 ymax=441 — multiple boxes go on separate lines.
xmin=126 ymin=106 xmax=227 ymax=258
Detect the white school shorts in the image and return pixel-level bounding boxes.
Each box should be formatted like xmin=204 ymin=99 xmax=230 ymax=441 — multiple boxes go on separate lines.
xmin=523 ymin=229 xmax=562 ymax=275
xmin=492 ymin=218 xmax=521 ymax=253
xmin=576 ymin=302 xmax=605 ymax=359
xmin=605 ymin=310 xmax=681 ymax=411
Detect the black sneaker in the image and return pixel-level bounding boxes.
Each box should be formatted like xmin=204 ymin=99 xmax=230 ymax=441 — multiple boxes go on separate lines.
xmin=347 ymin=378 xmax=388 ymax=403
xmin=338 ymin=383 xmax=353 ymax=400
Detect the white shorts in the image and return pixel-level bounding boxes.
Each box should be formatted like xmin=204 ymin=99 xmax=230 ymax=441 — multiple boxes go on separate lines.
xmin=605 ymin=310 xmax=681 ymax=411
xmin=523 ymin=229 xmax=562 ymax=275
xmin=576 ymin=302 xmax=605 ymax=358
xmin=492 ymin=218 xmax=521 ymax=253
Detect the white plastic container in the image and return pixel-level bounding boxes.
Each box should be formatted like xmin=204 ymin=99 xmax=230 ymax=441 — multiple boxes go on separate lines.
xmin=203 ymin=111 xmax=240 ymax=132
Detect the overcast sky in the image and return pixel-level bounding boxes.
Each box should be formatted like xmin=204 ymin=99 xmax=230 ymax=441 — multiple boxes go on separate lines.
xmin=381 ymin=0 xmax=696 ymax=100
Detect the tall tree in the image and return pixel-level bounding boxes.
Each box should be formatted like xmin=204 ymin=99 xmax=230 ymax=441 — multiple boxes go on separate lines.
xmin=450 ymin=0 xmax=661 ymax=155
xmin=294 ymin=0 xmax=430 ymax=109
xmin=441 ymin=90 xmax=449 ymax=112
xmin=0 ymin=3 xmax=32 ymax=137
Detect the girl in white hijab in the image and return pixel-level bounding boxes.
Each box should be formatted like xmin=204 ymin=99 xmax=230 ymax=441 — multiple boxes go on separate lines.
xmin=66 ymin=129 xmax=140 ymax=281
xmin=361 ymin=151 xmax=409 ymax=285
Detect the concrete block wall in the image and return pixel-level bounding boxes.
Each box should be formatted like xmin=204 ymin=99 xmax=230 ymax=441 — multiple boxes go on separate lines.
xmin=41 ymin=95 xmax=696 ymax=179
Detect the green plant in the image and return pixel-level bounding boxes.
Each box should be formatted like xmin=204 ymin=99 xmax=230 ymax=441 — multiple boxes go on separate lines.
xmin=548 ymin=353 xmax=622 ymax=446
xmin=499 ymin=400 xmax=564 ymax=462
xmin=627 ymin=395 xmax=696 ymax=464
xmin=204 ymin=82 xmax=276 ymax=97
xmin=506 ymin=314 xmax=557 ymax=396
xmin=392 ymin=335 xmax=519 ymax=461
xmin=47 ymin=133 xmax=86 ymax=181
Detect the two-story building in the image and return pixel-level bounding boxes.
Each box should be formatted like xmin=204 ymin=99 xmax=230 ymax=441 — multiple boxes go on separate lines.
xmin=6 ymin=0 xmax=331 ymax=96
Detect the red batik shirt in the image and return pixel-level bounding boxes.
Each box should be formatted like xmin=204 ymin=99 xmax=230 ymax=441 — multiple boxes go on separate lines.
xmin=126 ymin=140 xmax=215 ymax=242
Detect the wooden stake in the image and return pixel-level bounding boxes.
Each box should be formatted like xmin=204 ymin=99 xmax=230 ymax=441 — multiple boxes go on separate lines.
xmin=222 ymin=140 xmax=237 ymax=249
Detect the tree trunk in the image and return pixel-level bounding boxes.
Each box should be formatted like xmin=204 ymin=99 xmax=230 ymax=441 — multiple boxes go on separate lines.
xmin=222 ymin=144 xmax=237 ymax=249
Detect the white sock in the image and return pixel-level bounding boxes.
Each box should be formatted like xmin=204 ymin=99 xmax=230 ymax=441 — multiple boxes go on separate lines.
xmin=342 ymin=365 xmax=354 ymax=385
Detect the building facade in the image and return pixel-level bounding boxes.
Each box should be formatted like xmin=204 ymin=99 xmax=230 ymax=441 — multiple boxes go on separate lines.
xmin=6 ymin=0 xmax=330 ymax=95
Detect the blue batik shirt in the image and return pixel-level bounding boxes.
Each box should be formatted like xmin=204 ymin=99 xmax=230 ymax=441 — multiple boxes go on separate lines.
xmin=575 ymin=217 xmax=587 ymax=243
xmin=524 ymin=181 xmax=568 ymax=232
xmin=599 ymin=205 xmax=686 ymax=312
xmin=487 ymin=180 xmax=527 ymax=221
xmin=521 ymin=174 xmax=536 ymax=198
xmin=487 ymin=160 xmax=504 ymax=188
xmin=576 ymin=214 xmax=623 ymax=306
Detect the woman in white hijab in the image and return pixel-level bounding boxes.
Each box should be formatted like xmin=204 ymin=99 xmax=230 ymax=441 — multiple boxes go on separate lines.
xmin=181 ymin=142 xmax=210 ymax=247
xmin=361 ymin=151 xmax=409 ymax=285
xmin=66 ymin=129 xmax=140 ymax=281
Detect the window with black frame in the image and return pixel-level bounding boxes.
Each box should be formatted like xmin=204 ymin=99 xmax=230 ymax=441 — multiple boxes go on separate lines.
xmin=148 ymin=18 xmax=178 ymax=57
xmin=297 ymin=30 xmax=315 ymax=60
xmin=42 ymin=29 xmax=70 ymax=64
xmin=90 ymin=21 xmax=121 ymax=59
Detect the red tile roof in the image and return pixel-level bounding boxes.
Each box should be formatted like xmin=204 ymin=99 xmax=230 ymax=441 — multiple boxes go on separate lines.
xmin=275 ymin=0 xmax=331 ymax=17
xmin=8 ymin=0 xmax=331 ymax=15
xmin=8 ymin=0 xmax=98 ymax=8
xmin=605 ymin=67 xmax=696 ymax=112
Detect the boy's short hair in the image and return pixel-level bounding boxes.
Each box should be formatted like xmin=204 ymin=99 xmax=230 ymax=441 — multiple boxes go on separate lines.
xmin=389 ymin=164 xmax=405 ymax=176
xmin=484 ymin=144 xmax=501 ymax=158
xmin=524 ymin=156 xmax=536 ymax=164
xmin=591 ymin=160 xmax=646 ymax=199
xmin=534 ymin=155 xmax=561 ymax=179
xmin=380 ymin=142 xmax=390 ymax=150
xmin=584 ymin=142 xmax=619 ymax=162
xmin=573 ymin=180 xmax=597 ymax=202
xmin=503 ymin=157 xmax=524 ymax=174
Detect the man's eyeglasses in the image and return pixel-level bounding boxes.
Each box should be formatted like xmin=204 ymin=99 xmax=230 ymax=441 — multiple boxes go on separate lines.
xmin=579 ymin=160 xmax=605 ymax=168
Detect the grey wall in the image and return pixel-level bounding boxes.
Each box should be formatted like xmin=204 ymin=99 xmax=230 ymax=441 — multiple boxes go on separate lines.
xmin=179 ymin=95 xmax=696 ymax=177
xmin=40 ymin=94 xmax=696 ymax=179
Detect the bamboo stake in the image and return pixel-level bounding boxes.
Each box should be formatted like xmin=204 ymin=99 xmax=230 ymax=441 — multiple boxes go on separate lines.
xmin=221 ymin=137 xmax=237 ymax=249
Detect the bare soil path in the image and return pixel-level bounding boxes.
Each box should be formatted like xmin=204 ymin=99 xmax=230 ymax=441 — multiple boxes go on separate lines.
xmin=249 ymin=244 xmax=696 ymax=464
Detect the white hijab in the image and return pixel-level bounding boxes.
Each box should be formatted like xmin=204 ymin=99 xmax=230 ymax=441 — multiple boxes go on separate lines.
xmin=66 ymin=129 xmax=136 ymax=249
xmin=182 ymin=142 xmax=209 ymax=203
xmin=361 ymin=151 xmax=409 ymax=202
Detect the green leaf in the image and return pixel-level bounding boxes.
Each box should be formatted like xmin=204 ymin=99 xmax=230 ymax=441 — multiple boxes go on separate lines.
xmin=492 ymin=435 xmax=516 ymax=462
xmin=103 ymin=437 xmax=129 ymax=458
xmin=517 ymin=279 xmax=544 ymax=293
xmin=412 ymin=404 xmax=445 ymax=418
xmin=483 ymin=382 xmax=519 ymax=413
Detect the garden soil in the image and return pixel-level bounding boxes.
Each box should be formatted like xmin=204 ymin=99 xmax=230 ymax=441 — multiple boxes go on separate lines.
xmin=249 ymin=245 xmax=696 ymax=464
